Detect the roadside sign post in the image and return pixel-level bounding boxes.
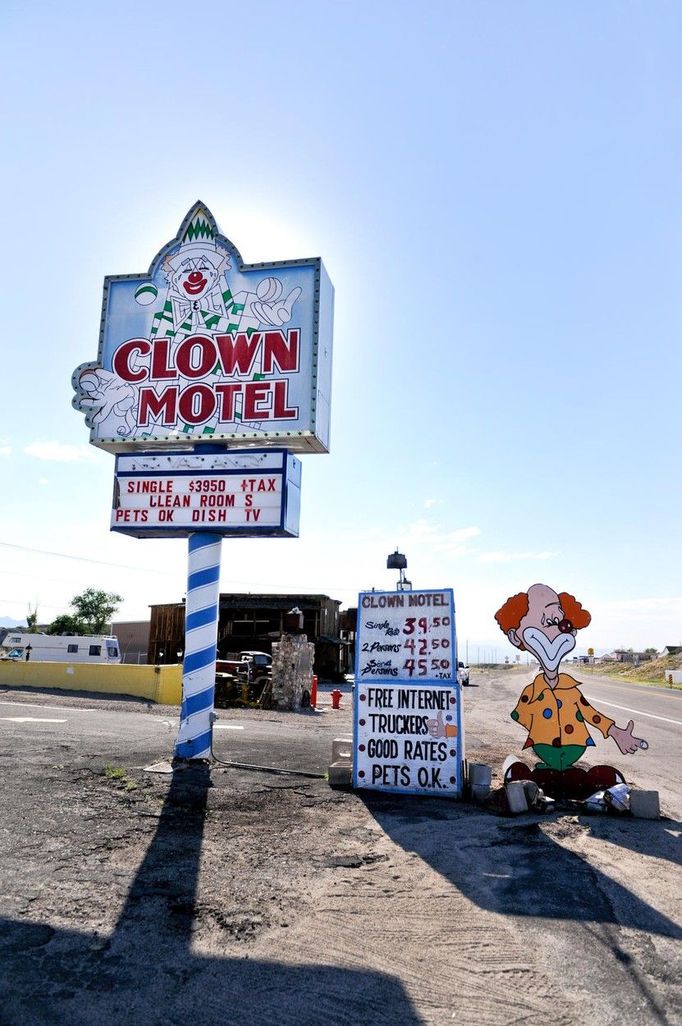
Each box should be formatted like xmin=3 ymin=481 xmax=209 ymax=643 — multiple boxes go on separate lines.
xmin=174 ymin=533 xmax=222 ymax=760
xmin=72 ymin=202 xmax=333 ymax=760
xmin=353 ymin=588 xmax=464 ymax=797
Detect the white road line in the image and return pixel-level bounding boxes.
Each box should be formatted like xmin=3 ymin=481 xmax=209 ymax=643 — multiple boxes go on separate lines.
xmin=586 ymin=678 xmax=682 ymax=700
xmin=0 ymin=717 xmax=68 ymax=723
xmin=213 ymin=724 xmax=245 ymax=730
xmin=595 ymin=700 xmax=682 ymax=727
xmin=0 ymin=701 xmax=92 ymax=713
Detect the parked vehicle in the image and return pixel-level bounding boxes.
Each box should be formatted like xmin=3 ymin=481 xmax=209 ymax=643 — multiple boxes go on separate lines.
xmin=0 ymin=633 xmax=121 ymax=664
xmin=457 ymin=661 xmax=470 ymax=686
xmin=215 ymin=650 xmax=272 ymax=708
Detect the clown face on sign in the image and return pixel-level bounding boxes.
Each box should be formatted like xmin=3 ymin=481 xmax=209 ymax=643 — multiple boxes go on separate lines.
xmin=495 ymin=583 xmax=648 ymax=773
xmin=168 ymin=245 xmax=223 ymax=302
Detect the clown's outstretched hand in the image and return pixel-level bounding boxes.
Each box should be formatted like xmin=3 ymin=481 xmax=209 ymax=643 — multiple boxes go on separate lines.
xmin=75 ymin=369 xmax=136 ymax=433
xmin=607 ymin=719 xmax=648 ymax=754
xmin=251 ymin=285 xmax=302 ymax=327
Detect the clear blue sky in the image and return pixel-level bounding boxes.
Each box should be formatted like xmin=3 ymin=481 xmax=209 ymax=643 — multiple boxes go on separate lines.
xmin=1 ymin=1 xmax=680 ymax=655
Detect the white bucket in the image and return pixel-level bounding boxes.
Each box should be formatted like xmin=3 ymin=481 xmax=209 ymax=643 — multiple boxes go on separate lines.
xmin=505 ymin=780 xmax=529 ymax=814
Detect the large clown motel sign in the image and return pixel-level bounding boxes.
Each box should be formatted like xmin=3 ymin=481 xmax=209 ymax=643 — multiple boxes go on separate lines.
xmin=73 ymin=201 xmax=333 ymax=759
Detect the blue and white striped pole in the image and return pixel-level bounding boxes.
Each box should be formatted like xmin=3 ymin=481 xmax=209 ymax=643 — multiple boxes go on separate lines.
xmin=174 ymin=533 xmax=222 ymax=760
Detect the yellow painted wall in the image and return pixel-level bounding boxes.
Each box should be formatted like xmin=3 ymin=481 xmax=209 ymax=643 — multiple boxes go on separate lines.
xmin=0 ymin=661 xmax=182 ymax=705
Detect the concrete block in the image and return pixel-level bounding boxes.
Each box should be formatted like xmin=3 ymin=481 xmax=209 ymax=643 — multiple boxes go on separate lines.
xmin=522 ymin=780 xmax=540 ymax=805
xmin=505 ymin=780 xmax=529 ymax=814
xmin=332 ymin=737 xmax=353 ymax=764
xmin=469 ymin=763 xmax=492 ymax=788
xmin=328 ymin=761 xmax=352 ymax=789
xmin=630 ymin=789 xmax=660 ymax=819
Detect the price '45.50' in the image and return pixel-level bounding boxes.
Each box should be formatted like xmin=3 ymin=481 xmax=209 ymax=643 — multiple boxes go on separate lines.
xmin=403 ymin=657 xmax=451 ymax=677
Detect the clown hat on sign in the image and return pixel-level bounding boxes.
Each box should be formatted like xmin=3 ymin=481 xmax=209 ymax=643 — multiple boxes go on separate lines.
xmin=163 ymin=205 xmax=229 ymax=279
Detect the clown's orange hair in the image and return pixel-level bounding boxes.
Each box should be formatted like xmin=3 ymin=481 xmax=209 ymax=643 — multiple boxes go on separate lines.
xmin=494 ymin=590 xmax=591 ymax=633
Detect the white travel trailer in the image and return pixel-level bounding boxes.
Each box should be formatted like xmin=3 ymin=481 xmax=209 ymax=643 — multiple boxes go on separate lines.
xmin=0 ymin=633 xmax=121 ymax=664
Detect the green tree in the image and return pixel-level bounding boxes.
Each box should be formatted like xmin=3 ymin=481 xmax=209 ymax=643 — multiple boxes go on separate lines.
xmin=69 ymin=589 xmax=123 ymax=634
xmin=25 ymin=605 xmax=38 ymax=632
xmin=47 ymin=613 xmax=86 ymax=636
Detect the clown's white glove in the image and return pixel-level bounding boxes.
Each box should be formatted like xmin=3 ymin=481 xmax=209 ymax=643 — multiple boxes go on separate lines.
xmin=76 ymin=369 xmax=136 ymax=435
xmin=251 ymin=285 xmax=302 ymax=327
xmin=608 ymin=719 xmax=648 ymax=754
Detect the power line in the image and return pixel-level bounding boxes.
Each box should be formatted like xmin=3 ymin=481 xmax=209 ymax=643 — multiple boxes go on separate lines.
xmin=0 ymin=596 xmax=64 ymax=612
xmin=0 ymin=542 xmax=358 ymax=594
xmin=0 ymin=542 xmax=363 ymax=602
xmin=0 ymin=541 xmax=177 ymax=576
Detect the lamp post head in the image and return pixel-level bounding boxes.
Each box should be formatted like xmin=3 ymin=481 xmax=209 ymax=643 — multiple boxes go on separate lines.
xmin=386 ymin=549 xmax=407 ymax=571
xmin=386 ymin=549 xmax=411 ymax=591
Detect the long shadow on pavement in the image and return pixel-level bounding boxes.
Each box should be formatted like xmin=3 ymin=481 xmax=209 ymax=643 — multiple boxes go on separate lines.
xmin=0 ymin=764 xmax=421 ymax=1026
xmin=361 ymin=795 xmax=681 ymax=1024
xmin=362 ymin=793 xmax=682 ymax=938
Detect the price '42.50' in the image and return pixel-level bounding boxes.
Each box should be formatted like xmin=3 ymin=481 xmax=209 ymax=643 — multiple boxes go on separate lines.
xmin=404 ymin=638 xmax=449 ymax=653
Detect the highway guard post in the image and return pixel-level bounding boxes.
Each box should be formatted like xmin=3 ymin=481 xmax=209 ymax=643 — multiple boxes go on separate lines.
xmin=72 ymin=201 xmax=333 ymax=759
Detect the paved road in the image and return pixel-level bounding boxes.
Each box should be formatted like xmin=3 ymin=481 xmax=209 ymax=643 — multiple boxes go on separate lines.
xmin=1 ymin=671 xmax=677 ymax=799
xmin=0 ymin=684 xmax=355 ymax=776
xmin=570 ymin=672 xmax=682 ymax=813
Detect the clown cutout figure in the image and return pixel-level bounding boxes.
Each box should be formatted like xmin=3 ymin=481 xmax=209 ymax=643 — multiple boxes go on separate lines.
xmin=495 ymin=584 xmax=648 ymax=776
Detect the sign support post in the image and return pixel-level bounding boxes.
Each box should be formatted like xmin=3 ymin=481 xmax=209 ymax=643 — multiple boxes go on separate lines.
xmin=174 ymin=533 xmax=222 ymax=760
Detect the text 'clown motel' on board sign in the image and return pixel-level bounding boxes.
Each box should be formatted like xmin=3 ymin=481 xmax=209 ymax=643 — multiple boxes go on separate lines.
xmin=356 ymin=589 xmax=456 ymax=682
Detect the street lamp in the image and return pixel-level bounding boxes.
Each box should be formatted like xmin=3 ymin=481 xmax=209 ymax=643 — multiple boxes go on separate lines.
xmin=386 ymin=549 xmax=412 ymax=591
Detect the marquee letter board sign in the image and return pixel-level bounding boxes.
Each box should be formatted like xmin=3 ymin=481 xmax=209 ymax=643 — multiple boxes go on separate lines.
xmin=111 ymin=448 xmax=300 ymax=539
xmin=353 ymin=589 xmax=464 ymax=796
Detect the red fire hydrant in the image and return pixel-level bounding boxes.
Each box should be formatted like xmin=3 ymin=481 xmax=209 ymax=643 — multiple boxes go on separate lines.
xmin=331 ymin=688 xmax=342 ymax=710
xmin=310 ymin=674 xmax=318 ymax=709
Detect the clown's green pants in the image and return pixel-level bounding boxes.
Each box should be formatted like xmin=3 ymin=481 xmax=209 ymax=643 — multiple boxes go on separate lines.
xmin=533 ymin=744 xmax=585 ymax=771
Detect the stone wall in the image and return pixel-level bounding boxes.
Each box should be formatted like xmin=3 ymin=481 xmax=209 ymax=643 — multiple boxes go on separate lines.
xmin=271 ymin=634 xmax=315 ymax=710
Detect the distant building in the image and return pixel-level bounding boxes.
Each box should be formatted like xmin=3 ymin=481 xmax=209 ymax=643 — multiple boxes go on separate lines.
xmin=111 ymin=620 xmax=151 ymax=664
xmin=609 ymin=649 xmax=658 ymax=665
xmin=148 ymin=594 xmax=352 ymax=680
xmin=662 ymin=646 xmax=682 ymax=657
xmin=612 ymin=650 xmax=636 ymax=663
